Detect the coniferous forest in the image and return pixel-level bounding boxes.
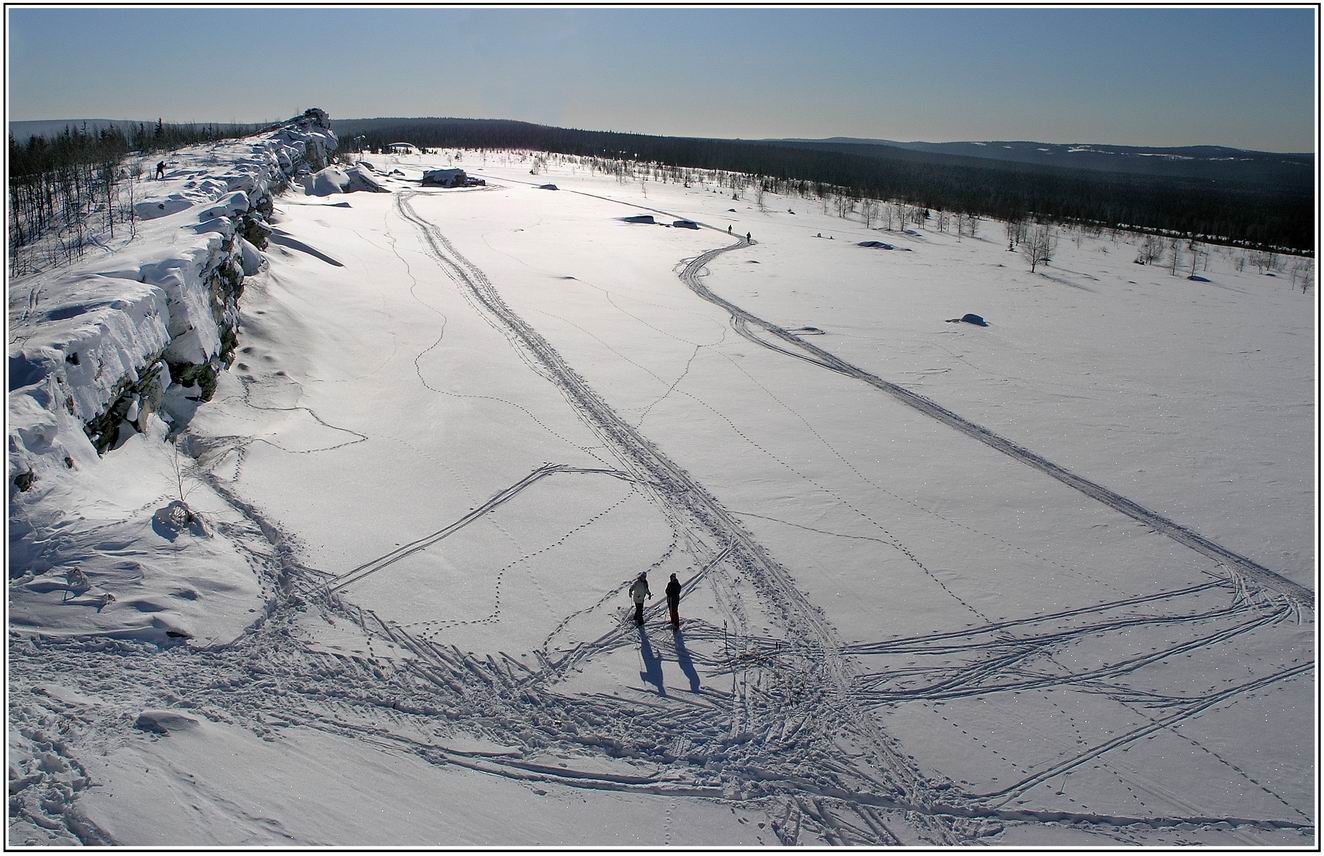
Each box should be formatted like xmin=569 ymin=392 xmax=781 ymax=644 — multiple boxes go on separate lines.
xmin=7 ymin=121 xmax=259 ymax=272
xmin=334 ymin=117 xmax=1314 ymax=253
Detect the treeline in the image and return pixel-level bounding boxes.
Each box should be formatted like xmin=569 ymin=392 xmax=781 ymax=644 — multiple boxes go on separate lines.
xmin=8 ymin=120 xmax=259 ymax=273
xmin=335 ymin=117 xmax=1313 ymax=252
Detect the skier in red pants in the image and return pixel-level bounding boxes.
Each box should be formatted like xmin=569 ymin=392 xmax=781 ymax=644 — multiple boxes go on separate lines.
xmin=665 ymin=573 xmax=682 ymax=628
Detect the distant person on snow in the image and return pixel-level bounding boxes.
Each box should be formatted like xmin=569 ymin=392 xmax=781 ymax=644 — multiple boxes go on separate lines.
xmin=746 ymin=231 xmax=751 ymax=243
xmin=727 ymin=225 xmax=732 ymax=235
xmin=665 ymin=573 xmax=682 ymax=628
xmin=155 ymin=161 xmax=165 ymax=180
xmin=628 ymin=573 xmax=651 ymax=624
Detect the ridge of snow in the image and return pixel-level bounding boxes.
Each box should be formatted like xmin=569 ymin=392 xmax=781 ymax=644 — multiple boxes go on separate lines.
xmin=7 ymin=119 xmax=336 ymax=488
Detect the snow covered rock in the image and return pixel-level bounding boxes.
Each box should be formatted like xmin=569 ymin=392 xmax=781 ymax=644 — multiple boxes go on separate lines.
xmin=151 ymin=500 xmax=209 ymax=539
xmin=304 ymin=166 xmax=351 ymax=196
xmin=421 ymin=168 xmax=467 ymax=188
xmin=303 ymin=165 xmax=387 ymax=196
xmin=134 ymin=710 xmax=201 ymax=735
xmin=8 ymin=111 xmax=336 ymax=485
xmin=238 ymin=237 xmax=265 ymax=276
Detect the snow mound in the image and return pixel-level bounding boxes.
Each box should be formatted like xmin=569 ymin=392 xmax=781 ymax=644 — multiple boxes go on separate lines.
xmin=134 ymin=194 xmax=192 ymax=221
xmin=134 ymin=709 xmax=201 ymax=735
xmin=303 ymin=165 xmax=387 ymax=196
xmin=304 ymin=167 xmax=350 ymax=196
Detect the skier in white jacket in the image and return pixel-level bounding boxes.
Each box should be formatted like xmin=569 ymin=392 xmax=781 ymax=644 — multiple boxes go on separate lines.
xmin=628 ymin=573 xmax=651 ymax=624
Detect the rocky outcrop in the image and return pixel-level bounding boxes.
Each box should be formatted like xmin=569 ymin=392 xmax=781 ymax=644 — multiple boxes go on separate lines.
xmin=8 ymin=110 xmax=337 ymax=494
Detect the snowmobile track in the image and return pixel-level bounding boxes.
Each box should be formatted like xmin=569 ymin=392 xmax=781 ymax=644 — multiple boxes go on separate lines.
xmin=394 ymin=189 xmax=966 ymax=844
xmin=480 ymin=172 xmax=1309 ymax=608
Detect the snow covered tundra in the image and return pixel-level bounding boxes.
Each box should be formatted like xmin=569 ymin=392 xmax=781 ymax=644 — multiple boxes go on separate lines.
xmin=6 ymin=128 xmax=1315 ymax=846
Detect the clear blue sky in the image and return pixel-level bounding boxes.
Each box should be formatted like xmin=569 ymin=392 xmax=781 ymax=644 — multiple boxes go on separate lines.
xmin=6 ymin=6 xmax=1317 ymax=151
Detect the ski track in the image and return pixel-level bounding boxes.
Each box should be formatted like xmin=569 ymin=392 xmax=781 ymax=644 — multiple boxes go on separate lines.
xmin=7 ymin=176 xmax=1314 ymax=847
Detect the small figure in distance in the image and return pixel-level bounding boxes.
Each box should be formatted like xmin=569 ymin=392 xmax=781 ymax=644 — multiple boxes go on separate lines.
xmin=746 ymin=231 xmax=751 ymax=243
xmin=628 ymin=572 xmax=651 ymax=625
xmin=155 ymin=160 xmax=166 ymax=180
xmin=665 ymin=573 xmax=682 ymax=629
xmin=727 ymin=225 xmax=732 ymax=234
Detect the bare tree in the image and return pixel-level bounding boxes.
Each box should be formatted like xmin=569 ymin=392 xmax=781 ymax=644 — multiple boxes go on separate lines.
xmin=892 ymin=202 xmax=909 ymax=231
xmin=1289 ymin=257 xmax=1314 ymax=293
xmin=1021 ymin=224 xmax=1057 ymax=273
xmin=1136 ymin=233 xmax=1164 ymax=265
xmin=125 ymin=161 xmax=143 ymax=239
xmin=835 ymin=193 xmax=855 ymax=220
xmin=1168 ymin=237 xmax=1183 ymax=276
xmin=1005 ymin=218 xmax=1021 ymax=251
xmin=861 ymin=198 xmax=879 ymax=229
xmin=1187 ymin=239 xmax=1204 ymax=278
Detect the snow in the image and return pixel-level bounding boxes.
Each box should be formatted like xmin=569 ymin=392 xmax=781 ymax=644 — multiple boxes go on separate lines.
xmin=302 ymin=164 xmax=386 ymax=196
xmin=7 ymin=146 xmax=1315 ymax=847
xmin=9 ymin=119 xmax=336 ymax=476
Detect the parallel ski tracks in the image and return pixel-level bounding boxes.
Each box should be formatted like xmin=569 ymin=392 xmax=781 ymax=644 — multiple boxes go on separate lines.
xmin=679 ymin=243 xmax=1312 ymax=609
xmin=393 ymin=189 xmax=962 ymax=843
xmin=11 ymin=180 xmax=1312 ymax=847
xmin=480 ymin=171 xmax=1310 ymax=608
xmin=385 ymin=187 xmax=1312 ymax=842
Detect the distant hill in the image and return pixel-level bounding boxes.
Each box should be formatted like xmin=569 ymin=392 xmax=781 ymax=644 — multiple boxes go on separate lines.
xmin=333 ymin=117 xmax=1313 ymax=250
xmin=773 ymin=137 xmax=1314 ymax=190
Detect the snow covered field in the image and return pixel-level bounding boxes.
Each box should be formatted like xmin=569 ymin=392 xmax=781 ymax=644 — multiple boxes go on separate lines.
xmin=7 ymin=145 xmax=1316 ymax=846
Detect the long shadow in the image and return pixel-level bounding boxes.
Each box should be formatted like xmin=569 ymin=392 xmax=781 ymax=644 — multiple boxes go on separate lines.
xmin=637 ymin=627 xmax=666 ymax=696
xmin=673 ymin=629 xmax=702 ymax=693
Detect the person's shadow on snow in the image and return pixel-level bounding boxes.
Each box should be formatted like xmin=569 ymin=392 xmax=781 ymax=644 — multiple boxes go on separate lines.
xmin=673 ymin=630 xmax=701 ymax=693
xmin=637 ymin=627 xmax=666 ymax=696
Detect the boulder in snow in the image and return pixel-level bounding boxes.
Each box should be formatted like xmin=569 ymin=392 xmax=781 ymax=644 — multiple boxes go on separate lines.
xmin=421 ymin=168 xmax=467 ymax=188
xmin=134 ymin=709 xmax=200 ymax=735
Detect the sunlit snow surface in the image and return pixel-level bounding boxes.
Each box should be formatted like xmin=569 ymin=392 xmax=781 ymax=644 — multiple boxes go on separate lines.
xmin=8 ymin=149 xmax=1314 ymax=846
